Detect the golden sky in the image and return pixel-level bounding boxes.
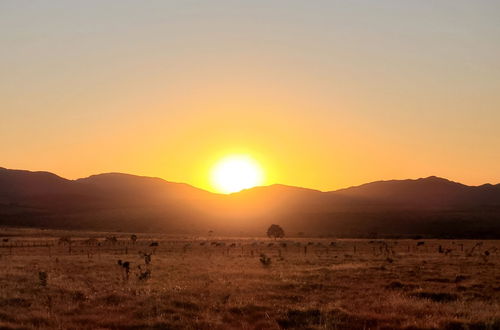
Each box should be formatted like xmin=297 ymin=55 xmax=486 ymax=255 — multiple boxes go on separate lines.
xmin=1 ymin=1 xmax=499 ymax=192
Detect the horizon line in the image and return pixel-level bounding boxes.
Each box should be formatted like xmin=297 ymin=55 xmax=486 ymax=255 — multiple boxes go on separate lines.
xmin=2 ymin=166 xmax=499 ymax=195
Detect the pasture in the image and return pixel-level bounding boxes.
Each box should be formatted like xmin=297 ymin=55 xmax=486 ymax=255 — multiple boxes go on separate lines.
xmin=0 ymin=228 xmax=499 ymax=329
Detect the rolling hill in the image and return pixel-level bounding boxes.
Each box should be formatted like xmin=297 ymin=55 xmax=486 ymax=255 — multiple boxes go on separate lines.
xmin=1 ymin=167 xmax=499 ymax=238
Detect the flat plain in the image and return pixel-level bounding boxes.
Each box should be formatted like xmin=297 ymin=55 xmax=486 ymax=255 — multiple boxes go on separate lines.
xmin=0 ymin=228 xmax=499 ymax=330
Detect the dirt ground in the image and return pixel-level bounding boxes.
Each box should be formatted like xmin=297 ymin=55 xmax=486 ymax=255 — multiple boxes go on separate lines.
xmin=0 ymin=228 xmax=499 ymax=329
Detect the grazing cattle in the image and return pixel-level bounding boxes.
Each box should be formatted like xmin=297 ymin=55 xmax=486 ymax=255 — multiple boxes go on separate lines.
xmin=417 ymin=241 xmax=425 ymax=247
xmin=149 ymin=241 xmax=159 ymax=247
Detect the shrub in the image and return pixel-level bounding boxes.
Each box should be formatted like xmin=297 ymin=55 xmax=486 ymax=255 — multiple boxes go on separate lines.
xmin=38 ymin=271 xmax=48 ymax=287
xmin=259 ymin=254 xmax=271 ymax=266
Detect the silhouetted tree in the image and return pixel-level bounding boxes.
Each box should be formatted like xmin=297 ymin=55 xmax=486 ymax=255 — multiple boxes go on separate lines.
xmin=130 ymin=234 xmax=137 ymax=244
xmin=267 ymin=224 xmax=285 ymax=240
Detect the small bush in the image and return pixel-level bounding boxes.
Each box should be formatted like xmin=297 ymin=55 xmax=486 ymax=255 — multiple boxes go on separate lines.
xmin=137 ymin=267 xmax=151 ymax=281
xmin=259 ymin=254 xmax=271 ymax=266
xmin=38 ymin=271 xmax=48 ymax=287
xmin=277 ymin=309 xmax=321 ymax=329
xmin=385 ymin=281 xmax=420 ymax=291
xmin=173 ymin=300 xmax=200 ymax=311
xmin=410 ymin=292 xmax=458 ymax=302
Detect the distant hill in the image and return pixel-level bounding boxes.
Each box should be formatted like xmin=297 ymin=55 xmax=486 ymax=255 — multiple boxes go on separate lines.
xmin=1 ymin=167 xmax=499 ymax=238
xmin=332 ymin=176 xmax=500 ymax=209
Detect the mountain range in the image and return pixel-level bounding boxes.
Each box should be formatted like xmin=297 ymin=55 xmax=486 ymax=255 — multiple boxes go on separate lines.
xmin=1 ymin=167 xmax=499 ymax=238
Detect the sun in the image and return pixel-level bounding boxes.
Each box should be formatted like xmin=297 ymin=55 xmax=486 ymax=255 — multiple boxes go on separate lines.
xmin=210 ymin=155 xmax=264 ymax=194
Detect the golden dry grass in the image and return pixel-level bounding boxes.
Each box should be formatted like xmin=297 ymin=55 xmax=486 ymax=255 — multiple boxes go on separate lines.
xmin=0 ymin=228 xmax=499 ymax=329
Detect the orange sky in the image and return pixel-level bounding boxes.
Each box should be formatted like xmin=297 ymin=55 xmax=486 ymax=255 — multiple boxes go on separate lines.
xmin=1 ymin=1 xmax=499 ymax=192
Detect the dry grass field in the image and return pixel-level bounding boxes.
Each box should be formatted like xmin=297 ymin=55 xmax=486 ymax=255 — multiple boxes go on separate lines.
xmin=0 ymin=228 xmax=499 ymax=330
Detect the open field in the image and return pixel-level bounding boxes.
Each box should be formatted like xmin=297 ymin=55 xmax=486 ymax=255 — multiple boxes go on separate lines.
xmin=0 ymin=228 xmax=499 ymax=329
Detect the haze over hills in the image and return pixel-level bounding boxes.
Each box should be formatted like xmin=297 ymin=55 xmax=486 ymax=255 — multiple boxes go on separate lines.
xmin=1 ymin=167 xmax=499 ymax=238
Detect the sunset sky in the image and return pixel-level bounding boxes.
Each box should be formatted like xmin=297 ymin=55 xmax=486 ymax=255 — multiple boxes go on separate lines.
xmin=1 ymin=1 xmax=499 ymax=192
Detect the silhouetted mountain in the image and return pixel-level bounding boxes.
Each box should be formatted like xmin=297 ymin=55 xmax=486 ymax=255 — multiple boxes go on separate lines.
xmin=1 ymin=167 xmax=499 ymax=238
xmin=75 ymin=173 xmax=212 ymax=206
xmin=0 ymin=167 xmax=73 ymax=197
xmin=331 ymin=176 xmax=500 ymax=209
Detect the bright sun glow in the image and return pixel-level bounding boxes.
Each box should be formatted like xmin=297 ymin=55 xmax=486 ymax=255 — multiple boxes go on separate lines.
xmin=211 ymin=155 xmax=264 ymax=194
